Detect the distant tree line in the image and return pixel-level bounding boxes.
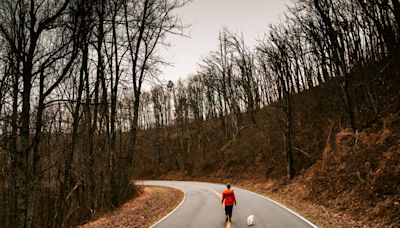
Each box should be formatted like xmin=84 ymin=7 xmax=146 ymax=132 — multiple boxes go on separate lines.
xmin=136 ymin=0 xmax=400 ymax=179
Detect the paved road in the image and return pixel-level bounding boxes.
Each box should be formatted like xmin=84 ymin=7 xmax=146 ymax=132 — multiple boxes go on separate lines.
xmin=138 ymin=180 xmax=317 ymax=228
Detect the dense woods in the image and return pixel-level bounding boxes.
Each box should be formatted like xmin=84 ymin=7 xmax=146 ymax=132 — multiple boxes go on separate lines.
xmin=0 ymin=0 xmax=186 ymax=227
xmin=134 ymin=1 xmax=399 ymax=225
xmin=0 ymin=0 xmax=399 ymax=227
xmin=135 ymin=0 xmax=400 ymax=176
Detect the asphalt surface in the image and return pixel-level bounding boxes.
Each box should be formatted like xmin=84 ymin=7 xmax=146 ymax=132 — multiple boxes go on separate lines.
xmin=138 ymin=180 xmax=317 ymax=228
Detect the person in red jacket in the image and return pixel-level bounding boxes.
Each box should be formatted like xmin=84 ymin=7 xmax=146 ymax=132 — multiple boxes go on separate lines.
xmin=221 ymin=183 xmax=236 ymax=222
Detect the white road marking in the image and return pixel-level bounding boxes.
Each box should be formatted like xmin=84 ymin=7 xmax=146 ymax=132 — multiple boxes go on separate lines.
xmin=149 ymin=188 xmax=186 ymax=228
xmin=140 ymin=180 xmax=318 ymax=228
xmin=242 ymin=189 xmax=318 ymax=228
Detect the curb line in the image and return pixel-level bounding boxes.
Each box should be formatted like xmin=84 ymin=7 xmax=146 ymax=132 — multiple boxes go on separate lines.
xmin=148 ymin=187 xmax=186 ymax=228
xmin=243 ymin=189 xmax=318 ymax=228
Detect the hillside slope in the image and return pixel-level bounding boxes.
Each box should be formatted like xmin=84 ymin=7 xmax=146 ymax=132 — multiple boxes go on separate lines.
xmin=135 ymin=66 xmax=400 ymax=227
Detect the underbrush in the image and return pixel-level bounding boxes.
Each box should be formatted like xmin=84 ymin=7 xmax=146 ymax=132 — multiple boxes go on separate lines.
xmin=135 ymin=59 xmax=400 ymax=226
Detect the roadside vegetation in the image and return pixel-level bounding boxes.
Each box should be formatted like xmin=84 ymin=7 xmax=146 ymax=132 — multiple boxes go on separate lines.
xmin=80 ymin=186 xmax=183 ymax=228
xmin=133 ymin=0 xmax=400 ymax=227
xmin=0 ymin=0 xmax=187 ymax=227
xmin=0 ymin=0 xmax=399 ymax=227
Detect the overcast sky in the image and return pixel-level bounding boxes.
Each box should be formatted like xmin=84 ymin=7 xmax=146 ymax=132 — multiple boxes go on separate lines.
xmin=159 ymin=0 xmax=292 ymax=83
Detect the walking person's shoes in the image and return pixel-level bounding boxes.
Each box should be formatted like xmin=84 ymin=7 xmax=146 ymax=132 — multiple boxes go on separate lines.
xmin=226 ymin=216 xmax=228 ymax=222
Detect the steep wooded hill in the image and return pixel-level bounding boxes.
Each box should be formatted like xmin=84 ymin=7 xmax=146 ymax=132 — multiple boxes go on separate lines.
xmin=135 ymin=63 xmax=400 ymax=227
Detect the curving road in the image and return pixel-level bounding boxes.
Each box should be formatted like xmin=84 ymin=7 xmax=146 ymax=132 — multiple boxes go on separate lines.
xmin=138 ymin=180 xmax=318 ymax=228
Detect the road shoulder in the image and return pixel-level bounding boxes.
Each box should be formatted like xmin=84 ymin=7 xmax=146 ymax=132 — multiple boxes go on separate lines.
xmin=79 ymin=186 xmax=184 ymax=228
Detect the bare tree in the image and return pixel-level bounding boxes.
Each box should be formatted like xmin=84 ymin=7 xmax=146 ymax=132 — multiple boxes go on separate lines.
xmin=121 ymin=0 xmax=188 ymax=201
xmin=0 ymin=0 xmax=85 ymax=225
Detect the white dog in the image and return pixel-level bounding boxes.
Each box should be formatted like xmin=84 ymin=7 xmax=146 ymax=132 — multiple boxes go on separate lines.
xmin=247 ymin=215 xmax=255 ymax=226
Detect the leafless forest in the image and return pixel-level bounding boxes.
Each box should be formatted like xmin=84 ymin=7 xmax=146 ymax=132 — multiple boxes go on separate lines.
xmin=0 ymin=0 xmax=399 ymax=227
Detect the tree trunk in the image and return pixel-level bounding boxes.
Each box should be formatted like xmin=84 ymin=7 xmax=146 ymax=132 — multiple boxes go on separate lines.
xmin=284 ymin=91 xmax=295 ymax=180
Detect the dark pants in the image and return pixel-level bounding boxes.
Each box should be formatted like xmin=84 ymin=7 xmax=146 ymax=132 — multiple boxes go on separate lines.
xmin=225 ymin=205 xmax=233 ymax=218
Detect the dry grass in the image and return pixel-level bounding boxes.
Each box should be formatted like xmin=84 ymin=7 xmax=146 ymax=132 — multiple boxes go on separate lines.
xmin=157 ymin=113 xmax=399 ymax=227
xmin=233 ymin=180 xmax=368 ymax=228
xmin=134 ymin=70 xmax=400 ymax=227
xmin=79 ymin=186 xmax=183 ymax=228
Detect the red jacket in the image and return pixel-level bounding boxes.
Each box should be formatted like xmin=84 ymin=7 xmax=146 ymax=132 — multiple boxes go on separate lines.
xmin=222 ymin=189 xmax=236 ymax=206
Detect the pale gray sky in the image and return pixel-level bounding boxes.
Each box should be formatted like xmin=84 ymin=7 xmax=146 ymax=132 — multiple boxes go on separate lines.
xmin=160 ymin=0 xmax=292 ymax=82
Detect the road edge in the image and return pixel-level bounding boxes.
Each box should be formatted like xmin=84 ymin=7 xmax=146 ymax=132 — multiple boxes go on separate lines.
xmin=148 ymin=186 xmax=186 ymax=228
xmin=195 ymin=180 xmax=318 ymax=227
xmin=242 ymin=188 xmax=318 ymax=228
xmin=138 ymin=180 xmax=318 ymax=228
xmin=193 ymin=180 xmax=319 ymax=227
